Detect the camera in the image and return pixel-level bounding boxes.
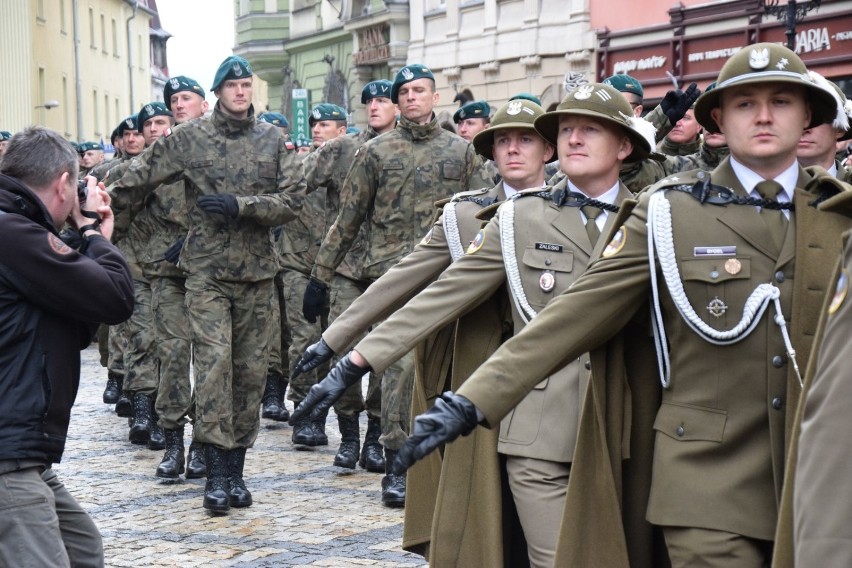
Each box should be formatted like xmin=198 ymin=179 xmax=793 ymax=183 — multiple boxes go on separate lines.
xmin=77 ymin=179 xmax=88 ymax=206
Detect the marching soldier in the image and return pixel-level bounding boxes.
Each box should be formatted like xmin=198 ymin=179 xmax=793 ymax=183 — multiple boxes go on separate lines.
xmin=110 ymin=55 xmax=306 ymax=514
xmin=292 ymin=87 xmax=653 ymax=566
xmin=393 ymin=43 xmax=851 ymax=567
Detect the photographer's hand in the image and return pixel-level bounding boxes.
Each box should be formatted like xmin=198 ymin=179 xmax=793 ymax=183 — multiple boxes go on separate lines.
xmin=70 ymin=176 xmax=114 ymax=241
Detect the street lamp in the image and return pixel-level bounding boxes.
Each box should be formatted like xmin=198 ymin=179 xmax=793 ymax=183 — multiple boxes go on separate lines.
xmin=34 ymin=100 xmax=60 ymax=110
xmin=761 ymin=0 xmax=822 ymax=50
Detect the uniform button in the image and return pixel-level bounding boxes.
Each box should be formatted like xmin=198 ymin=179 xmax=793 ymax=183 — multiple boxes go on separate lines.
xmin=772 ymin=397 xmax=783 ymax=410
xmin=675 ymin=426 xmax=685 ymax=437
xmin=775 ymin=271 xmax=785 ymax=283
xmin=710 ymin=270 xmax=719 ymax=279
xmin=772 ymin=355 xmax=786 ymax=368
xmin=545 ymin=259 xmax=552 ymax=266
xmin=584 ymin=361 xmax=591 ymax=370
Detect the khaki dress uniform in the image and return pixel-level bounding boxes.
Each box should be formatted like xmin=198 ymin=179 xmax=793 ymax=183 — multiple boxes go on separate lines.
xmin=355 ymin=181 xmax=633 ymax=567
xmin=450 ymin=160 xmax=852 ymax=567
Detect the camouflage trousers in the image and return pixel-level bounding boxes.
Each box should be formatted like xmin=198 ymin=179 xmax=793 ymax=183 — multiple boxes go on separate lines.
xmin=280 ymin=269 xmax=328 ymax=402
xmin=151 ymin=275 xmax=195 ymax=430
xmin=122 ymin=276 xmax=159 ymax=395
xmin=185 ymin=275 xmax=274 ymax=450
xmin=267 ymin=271 xmax=292 ymax=377
xmin=379 ymin=349 xmax=415 ymax=450
xmin=328 ymin=274 xmax=381 ymax=419
xmin=96 ymin=324 xmax=110 ymax=368
xmin=106 ymin=323 xmax=126 ymax=378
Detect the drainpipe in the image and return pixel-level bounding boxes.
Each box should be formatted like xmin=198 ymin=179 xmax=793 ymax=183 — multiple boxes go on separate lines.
xmin=72 ymin=0 xmax=83 ymax=139
xmin=126 ymin=0 xmax=139 ymax=113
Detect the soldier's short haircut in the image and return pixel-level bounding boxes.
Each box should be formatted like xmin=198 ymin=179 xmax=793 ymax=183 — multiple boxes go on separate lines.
xmin=0 ymin=126 xmax=79 ymax=190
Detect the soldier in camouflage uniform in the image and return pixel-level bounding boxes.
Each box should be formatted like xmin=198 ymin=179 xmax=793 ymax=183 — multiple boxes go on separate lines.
xmin=0 ymin=131 xmax=10 ymax=156
xmin=77 ymin=142 xmax=105 ymax=179
xmin=110 ymin=56 xmax=307 ymax=514
xmin=275 ymin=103 xmax=347 ymax=447
xmin=300 ymin=64 xmax=493 ymax=506
xmin=297 ymin=81 xmax=397 ymax=471
xmin=99 ymin=115 xmax=146 ymax=421
xmin=109 ymin=103 xmax=177 ymax=454
xmin=139 ymin=76 xmax=210 ymax=481
xmin=258 ymin=111 xmax=295 ymax=425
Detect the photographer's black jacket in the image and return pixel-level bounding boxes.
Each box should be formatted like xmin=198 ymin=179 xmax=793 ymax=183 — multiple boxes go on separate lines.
xmin=0 ymin=174 xmax=134 ymax=464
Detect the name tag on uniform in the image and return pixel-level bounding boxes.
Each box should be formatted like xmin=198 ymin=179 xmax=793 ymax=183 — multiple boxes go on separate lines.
xmin=535 ymin=242 xmax=563 ymax=252
xmin=694 ymin=246 xmax=736 ymax=256
xmin=189 ymin=160 xmax=213 ymax=168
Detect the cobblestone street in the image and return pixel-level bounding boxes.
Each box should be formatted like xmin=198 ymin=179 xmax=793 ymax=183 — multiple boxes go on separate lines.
xmin=54 ymin=346 xmax=428 ymax=568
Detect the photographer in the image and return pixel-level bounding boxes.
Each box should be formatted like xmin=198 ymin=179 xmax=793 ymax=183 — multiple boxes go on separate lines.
xmin=0 ymin=126 xmax=134 ymax=567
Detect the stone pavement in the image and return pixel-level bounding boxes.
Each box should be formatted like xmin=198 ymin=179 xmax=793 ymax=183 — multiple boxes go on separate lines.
xmin=54 ymin=346 xmax=429 ymax=568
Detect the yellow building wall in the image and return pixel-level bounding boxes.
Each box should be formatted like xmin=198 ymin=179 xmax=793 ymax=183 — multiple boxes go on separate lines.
xmin=0 ymin=0 xmax=152 ymax=143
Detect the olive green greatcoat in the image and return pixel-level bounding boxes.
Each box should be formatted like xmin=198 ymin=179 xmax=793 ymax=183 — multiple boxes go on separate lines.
xmin=453 ymin=160 xmax=851 ymax=566
xmin=772 ymin=185 xmax=852 ymax=568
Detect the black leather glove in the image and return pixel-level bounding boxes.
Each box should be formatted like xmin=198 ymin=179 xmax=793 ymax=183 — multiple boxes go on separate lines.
xmin=302 ymin=277 xmax=328 ymax=323
xmin=659 ymin=82 xmax=701 ymax=125
xmin=291 ymin=338 xmax=335 ymax=380
xmin=391 ymin=392 xmax=479 ymax=475
xmin=288 ymin=354 xmax=367 ymax=424
xmin=163 ymin=237 xmax=186 ymax=265
xmin=197 ymin=193 xmax=239 ymax=219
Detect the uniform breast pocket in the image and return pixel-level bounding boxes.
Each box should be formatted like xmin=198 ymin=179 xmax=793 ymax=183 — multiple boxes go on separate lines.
xmin=521 ymin=246 xmax=574 ymax=308
xmin=187 ymin=157 xmax=225 ymax=186
xmin=440 ymin=160 xmax=462 ymax=181
xmin=653 ymin=400 xmax=727 ymax=443
xmin=257 ymin=160 xmax=277 ymax=180
xmin=680 ymin=257 xmax=751 ymax=327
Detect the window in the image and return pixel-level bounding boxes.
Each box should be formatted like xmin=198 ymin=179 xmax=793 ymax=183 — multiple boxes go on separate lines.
xmin=62 ymin=76 xmax=70 ymax=135
xmin=138 ymin=34 xmax=144 ymax=69
xmin=112 ymin=19 xmax=119 ymax=55
xmin=105 ymin=94 xmax=110 ymax=137
xmin=38 ymin=67 xmax=46 ymax=123
xmin=93 ymin=89 xmax=100 ymax=136
xmin=60 ymin=0 xmax=67 ymax=32
xmin=101 ymin=14 xmax=107 ymax=53
xmin=239 ymin=0 xmax=250 ymax=16
xmin=36 ymin=0 xmax=45 ymax=22
xmin=89 ymin=8 xmax=96 ymax=48
xmin=265 ymin=0 xmax=278 ymax=12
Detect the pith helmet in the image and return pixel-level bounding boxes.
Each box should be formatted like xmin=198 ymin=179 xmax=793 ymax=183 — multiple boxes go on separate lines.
xmin=472 ymin=99 xmax=546 ymax=161
xmin=694 ymin=42 xmax=837 ymax=133
xmin=534 ymin=82 xmax=653 ymax=162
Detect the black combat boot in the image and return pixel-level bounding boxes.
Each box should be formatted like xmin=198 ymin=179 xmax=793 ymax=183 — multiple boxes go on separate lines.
xmin=359 ymin=415 xmax=385 ymax=473
xmin=102 ymin=372 xmax=121 ymax=404
xmin=333 ymin=413 xmax=360 ymax=469
xmin=156 ymin=427 xmax=185 ymax=479
xmin=128 ymin=392 xmax=152 ymax=444
xmin=147 ymin=404 xmax=166 ymax=450
xmin=291 ymin=401 xmax=317 ymax=447
xmin=312 ymin=408 xmax=329 ymax=446
xmin=203 ymin=444 xmax=230 ymax=514
xmin=261 ymin=372 xmax=288 ymax=421
xmin=277 ymin=375 xmax=290 ymax=422
xmin=186 ymin=441 xmax=207 ymax=479
xmin=381 ymin=448 xmax=406 ymax=508
xmin=226 ymin=447 xmax=252 ymax=508
xmin=114 ymin=378 xmax=132 ymax=417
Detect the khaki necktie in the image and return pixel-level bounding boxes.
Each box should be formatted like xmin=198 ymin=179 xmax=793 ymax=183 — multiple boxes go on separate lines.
xmin=581 ymin=204 xmax=602 ymax=246
xmin=755 ymin=180 xmax=788 ymax=249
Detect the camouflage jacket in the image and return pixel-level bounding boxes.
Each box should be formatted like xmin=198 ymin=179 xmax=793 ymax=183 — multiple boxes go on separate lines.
xmin=658 ymin=136 xmax=700 ymax=157
xmin=620 ymin=142 xmax=730 ymax=193
xmin=109 ymin=103 xmax=306 ymax=282
xmin=312 ymin=115 xmax=492 ymax=283
xmin=89 ymin=156 xmax=125 ymax=183
xmin=295 ymin=128 xmax=385 ymax=279
xmin=126 ymin=178 xmax=188 ymax=279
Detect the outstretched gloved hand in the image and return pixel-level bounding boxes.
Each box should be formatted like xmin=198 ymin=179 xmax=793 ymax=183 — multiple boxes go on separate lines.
xmin=288 ymin=354 xmax=367 ymax=424
xmin=660 ymin=82 xmax=701 ymax=126
xmin=391 ymin=391 xmax=479 ymax=475
xmin=291 ymin=338 xmax=335 ymax=380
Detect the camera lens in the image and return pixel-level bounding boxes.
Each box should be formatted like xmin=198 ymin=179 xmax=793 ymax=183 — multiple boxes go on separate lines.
xmin=77 ymin=179 xmax=88 ymax=205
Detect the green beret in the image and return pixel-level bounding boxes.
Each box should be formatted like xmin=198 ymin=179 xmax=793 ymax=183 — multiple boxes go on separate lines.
xmin=0 ymin=131 xmax=11 ymax=141
xmin=163 ymin=75 xmax=206 ymax=110
xmin=258 ymin=112 xmax=290 ymax=128
xmin=508 ymin=92 xmax=542 ymax=106
xmin=361 ymin=79 xmax=393 ymax=104
xmin=534 ymin=83 xmax=652 ymax=163
xmin=117 ymin=114 xmax=139 ymax=135
xmin=453 ymin=100 xmax=491 ymax=124
xmin=391 ymin=64 xmax=435 ymax=103
xmin=473 ymin=99 xmax=546 ymax=161
xmin=309 ymin=103 xmax=347 ymax=126
xmin=694 ymin=43 xmax=837 ymax=134
xmin=110 ymin=126 xmax=121 ymax=144
xmin=294 ymin=137 xmax=312 ymax=149
xmin=603 ymin=74 xmax=644 ymax=98
xmin=137 ymin=101 xmax=173 ymax=127
xmin=77 ymin=141 xmax=103 ymax=153
xmin=210 ymin=55 xmax=253 ymax=92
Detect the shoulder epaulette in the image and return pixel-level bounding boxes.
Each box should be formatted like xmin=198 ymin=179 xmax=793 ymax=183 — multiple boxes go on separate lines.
xmin=805 ymin=165 xmax=851 ymax=207
xmin=434 ymin=186 xmax=491 ymax=211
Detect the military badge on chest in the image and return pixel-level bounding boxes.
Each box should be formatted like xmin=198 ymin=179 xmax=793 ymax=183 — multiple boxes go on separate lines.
xmin=535 ymin=242 xmax=561 ymax=292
